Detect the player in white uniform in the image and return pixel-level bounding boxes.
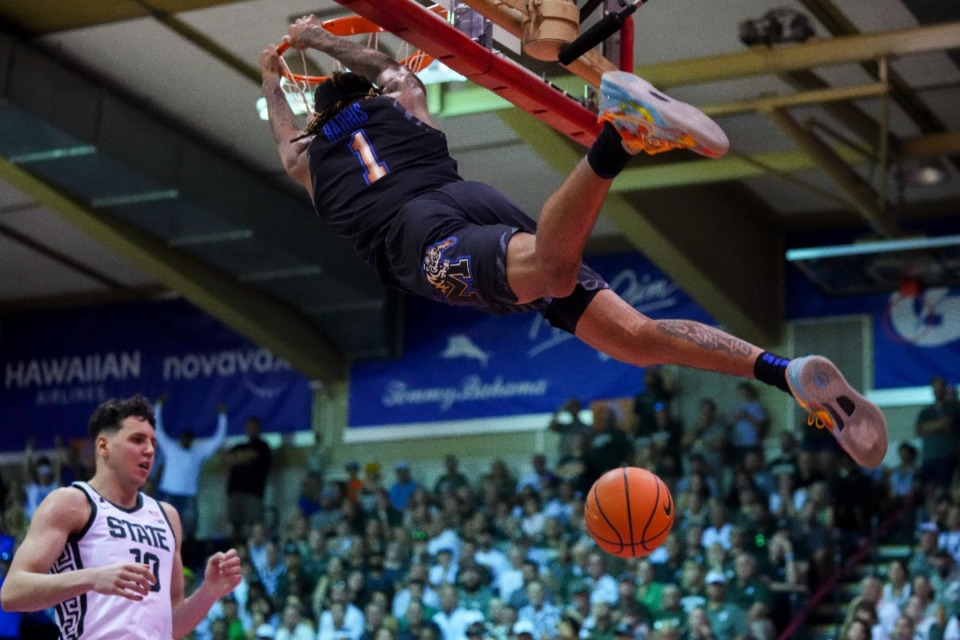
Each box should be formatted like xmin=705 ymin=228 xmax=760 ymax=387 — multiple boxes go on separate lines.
xmin=0 ymin=395 xmax=242 ymax=639
xmin=52 ymin=481 xmax=177 ymax=638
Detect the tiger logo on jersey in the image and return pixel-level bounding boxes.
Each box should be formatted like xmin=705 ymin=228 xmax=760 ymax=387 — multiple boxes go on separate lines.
xmin=423 ymin=236 xmax=478 ymax=304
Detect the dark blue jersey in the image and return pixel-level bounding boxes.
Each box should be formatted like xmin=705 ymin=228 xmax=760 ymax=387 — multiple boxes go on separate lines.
xmin=305 ymin=96 xmax=609 ymax=333
xmin=307 ymin=96 xmax=462 ymax=273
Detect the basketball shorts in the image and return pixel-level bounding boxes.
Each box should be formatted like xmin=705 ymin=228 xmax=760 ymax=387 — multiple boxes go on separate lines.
xmin=383 ymin=181 xmax=609 ymax=334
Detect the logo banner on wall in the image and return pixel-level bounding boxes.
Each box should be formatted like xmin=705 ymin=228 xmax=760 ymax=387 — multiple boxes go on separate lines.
xmin=873 ymin=287 xmax=960 ymax=388
xmin=348 ymin=252 xmax=715 ymax=428
xmin=0 ymin=298 xmax=311 ymax=452
xmin=785 ymin=268 xmax=960 ymax=389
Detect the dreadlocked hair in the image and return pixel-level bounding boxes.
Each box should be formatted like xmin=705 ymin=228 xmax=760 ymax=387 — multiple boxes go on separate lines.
xmin=298 ymin=72 xmax=380 ymax=140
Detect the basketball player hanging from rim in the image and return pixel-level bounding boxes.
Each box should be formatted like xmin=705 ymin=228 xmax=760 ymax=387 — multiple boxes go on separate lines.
xmin=259 ymin=15 xmax=888 ymax=467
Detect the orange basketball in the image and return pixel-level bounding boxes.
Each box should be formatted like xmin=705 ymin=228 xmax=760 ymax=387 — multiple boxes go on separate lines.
xmin=584 ymin=466 xmax=674 ymax=558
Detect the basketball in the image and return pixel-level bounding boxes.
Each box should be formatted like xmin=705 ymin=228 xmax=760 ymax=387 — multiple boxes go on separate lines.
xmin=584 ymin=466 xmax=674 ymax=558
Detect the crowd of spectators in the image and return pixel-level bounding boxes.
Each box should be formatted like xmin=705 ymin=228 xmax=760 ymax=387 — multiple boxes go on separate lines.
xmin=831 ymin=376 xmax=960 ymax=640
xmin=0 ymin=374 xmax=958 ymax=640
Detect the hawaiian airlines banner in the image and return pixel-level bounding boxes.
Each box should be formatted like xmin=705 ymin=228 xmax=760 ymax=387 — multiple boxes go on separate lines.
xmin=0 ymin=298 xmax=310 ymax=452
xmin=348 ymin=251 xmax=715 ymax=428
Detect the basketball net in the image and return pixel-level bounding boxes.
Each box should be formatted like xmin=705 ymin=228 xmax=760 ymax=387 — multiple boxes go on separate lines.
xmin=278 ymin=50 xmax=316 ymax=118
xmin=274 ymin=7 xmax=446 ymax=122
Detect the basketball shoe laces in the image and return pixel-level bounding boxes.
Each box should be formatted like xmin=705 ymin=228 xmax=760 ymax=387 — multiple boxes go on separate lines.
xmin=806 ymin=410 xmax=834 ymax=431
xmin=794 ymin=397 xmax=836 ymax=432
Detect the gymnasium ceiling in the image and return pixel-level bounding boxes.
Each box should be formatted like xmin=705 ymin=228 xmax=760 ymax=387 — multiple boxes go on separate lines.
xmin=1 ymin=0 xmax=959 ymax=384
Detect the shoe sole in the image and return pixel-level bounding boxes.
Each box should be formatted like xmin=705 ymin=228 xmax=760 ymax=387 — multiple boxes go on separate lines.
xmin=786 ymin=355 xmax=889 ymax=468
xmin=598 ymin=71 xmax=729 ymax=158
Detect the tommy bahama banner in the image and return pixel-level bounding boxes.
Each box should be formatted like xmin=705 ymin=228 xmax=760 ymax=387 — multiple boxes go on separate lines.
xmin=348 ymin=251 xmax=715 ymax=427
xmin=350 ymin=251 xmax=960 ymax=430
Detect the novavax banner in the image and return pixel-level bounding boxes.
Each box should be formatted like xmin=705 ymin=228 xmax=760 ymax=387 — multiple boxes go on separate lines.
xmin=0 ymin=298 xmax=310 ymax=451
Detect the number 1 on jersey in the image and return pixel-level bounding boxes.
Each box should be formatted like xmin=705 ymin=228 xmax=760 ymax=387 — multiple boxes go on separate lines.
xmin=350 ymin=130 xmax=389 ymax=185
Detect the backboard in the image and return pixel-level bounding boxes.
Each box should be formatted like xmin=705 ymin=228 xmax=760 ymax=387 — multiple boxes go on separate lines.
xmin=787 ymin=235 xmax=960 ymax=296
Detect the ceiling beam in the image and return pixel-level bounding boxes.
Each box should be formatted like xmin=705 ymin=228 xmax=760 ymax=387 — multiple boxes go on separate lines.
xmin=779 ymin=70 xmax=895 ymax=153
xmin=790 ymin=0 xmax=960 ymax=184
xmin=799 ymin=0 xmax=950 ymax=136
xmin=768 ymin=108 xmax=901 ymax=238
xmin=701 ymin=81 xmax=889 ymax=117
xmin=497 ymin=110 xmax=784 ymax=347
xmin=0 ymin=156 xmax=346 ymax=384
xmin=634 ymin=21 xmax=960 ymax=87
xmin=608 ymin=128 xmax=960 ymax=191
xmin=430 ymin=78 xmax=889 ymax=119
xmin=136 ymin=0 xmax=261 ymax=83
xmin=611 ymin=145 xmax=864 ymax=191
xmin=0 ymin=0 xmax=248 ymax=34
xmin=0 ymin=219 xmax=143 ymax=295
xmin=901 ymin=132 xmax=960 ymax=158
xmin=0 ymin=286 xmax=170 ymax=313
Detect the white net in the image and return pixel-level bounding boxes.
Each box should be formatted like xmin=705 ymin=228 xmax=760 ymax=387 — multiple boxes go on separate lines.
xmin=279 ymin=75 xmax=315 ymax=118
xmin=278 ymin=50 xmax=317 ymax=118
xmin=258 ymin=6 xmax=450 ymax=123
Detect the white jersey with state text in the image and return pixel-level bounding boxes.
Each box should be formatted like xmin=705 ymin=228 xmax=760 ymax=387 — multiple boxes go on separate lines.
xmin=51 ymin=482 xmax=176 ymax=640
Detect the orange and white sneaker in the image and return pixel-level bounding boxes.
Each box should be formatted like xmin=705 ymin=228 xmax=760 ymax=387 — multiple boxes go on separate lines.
xmin=598 ymin=71 xmax=729 ymax=158
xmin=786 ymin=355 xmax=889 ymax=468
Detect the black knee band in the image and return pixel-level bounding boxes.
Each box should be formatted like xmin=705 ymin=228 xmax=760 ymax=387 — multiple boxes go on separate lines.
xmin=543 ymin=283 xmax=605 ymax=334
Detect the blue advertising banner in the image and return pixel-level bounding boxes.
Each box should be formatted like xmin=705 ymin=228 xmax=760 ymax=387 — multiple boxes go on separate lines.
xmin=348 ymin=251 xmax=716 ymax=427
xmin=0 ymin=298 xmax=311 ymax=452
xmin=786 ymin=268 xmax=960 ymax=389
xmin=872 ymin=287 xmax=960 ymax=388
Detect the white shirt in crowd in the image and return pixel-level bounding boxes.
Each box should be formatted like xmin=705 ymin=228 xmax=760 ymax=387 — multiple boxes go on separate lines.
xmin=432 ymin=607 xmax=484 ymax=640
xmin=517 ymin=601 xmax=562 ymax=639
xmin=427 ymin=529 xmax=463 ymax=561
xmin=318 ymin=604 xmax=365 ymax=640
xmin=495 ymin=568 xmax=525 ymax=602
xmin=701 ymin=523 xmax=734 ymax=550
xmin=588 ymin=575 xmax=618 ymax=605
xmin=475 ymin=547 xmax=511 ymax=580
xmin=392 ymin=585 xmax=441 ymax=619
xmin=276 ymin=621 xmax=317 ymax=640
xmin=154 ymin=403 xmax=228 ymax=497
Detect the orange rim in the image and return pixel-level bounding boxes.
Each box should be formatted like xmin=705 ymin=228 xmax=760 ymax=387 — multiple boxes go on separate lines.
xmin=275 ymin=5 xmax=447 ymax=85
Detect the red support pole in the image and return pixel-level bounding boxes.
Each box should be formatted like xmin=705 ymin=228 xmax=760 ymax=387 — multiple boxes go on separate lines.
xmin=336 ymin=0 xmax=601 ymax=146
xmin=620 ymin=14 xmax=634 ymax=73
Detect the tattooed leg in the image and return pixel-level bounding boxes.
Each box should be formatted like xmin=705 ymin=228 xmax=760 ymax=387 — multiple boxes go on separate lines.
xmin=573 ymin=290 xmax=763 ymax=378
xmin=655 ymin=320 xmax=756 ymax=358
